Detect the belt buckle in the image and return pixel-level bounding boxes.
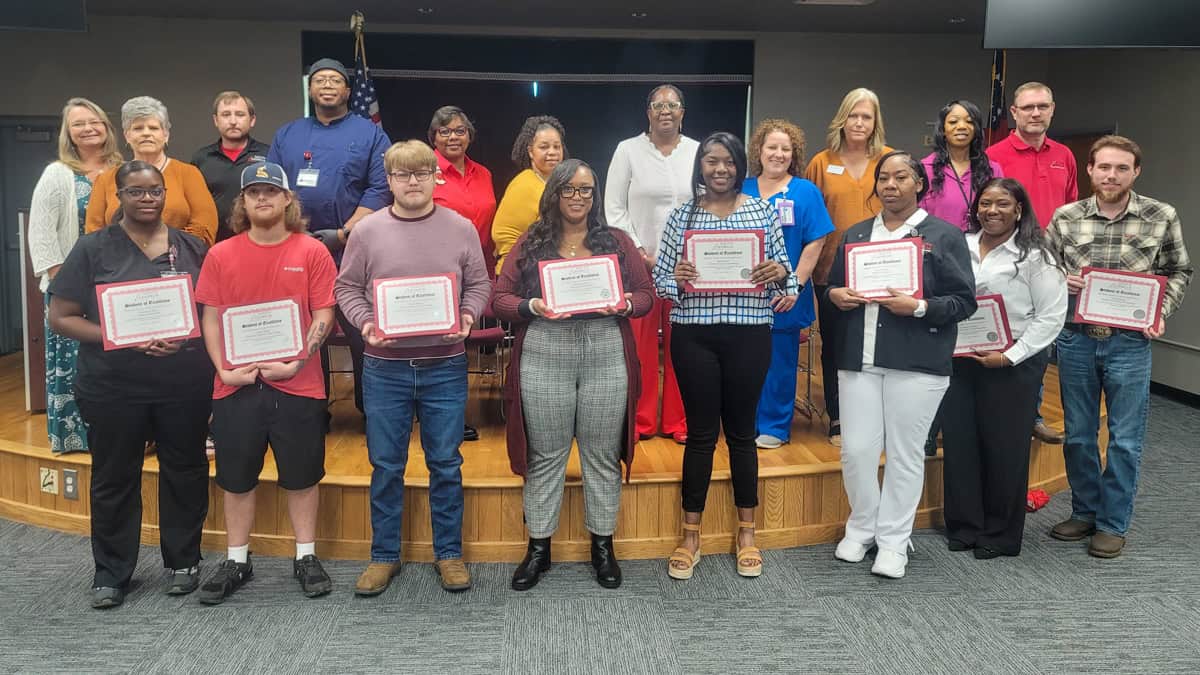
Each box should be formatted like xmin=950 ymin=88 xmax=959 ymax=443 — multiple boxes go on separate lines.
xmin=1083 ymin=325 xmax=1114 ymax=340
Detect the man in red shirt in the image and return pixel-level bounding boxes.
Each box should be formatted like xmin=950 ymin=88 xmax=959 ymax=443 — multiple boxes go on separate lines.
xmin=193 ymin=162 xmax=338 ymax=604
xmin=987 ymin=81 xmax=1078 ymax=444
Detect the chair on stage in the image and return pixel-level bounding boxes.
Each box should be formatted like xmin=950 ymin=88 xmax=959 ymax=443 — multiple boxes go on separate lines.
xmin=794 ymin=327 xmax=819 ymax=420
xmin=465 ymin=301 xmax=511 ymax=420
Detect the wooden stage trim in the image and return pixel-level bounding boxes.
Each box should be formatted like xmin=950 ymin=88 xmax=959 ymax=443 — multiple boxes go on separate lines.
xmin=0 ymin=350 xmax=1100 ymax=563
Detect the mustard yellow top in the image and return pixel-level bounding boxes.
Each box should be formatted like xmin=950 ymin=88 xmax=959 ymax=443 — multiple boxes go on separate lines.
xmin=803 ymin=147 xmax=892 ymax=284
xmin=85 ymin=158 xmax=218 ymax=246
xmin=490 ymin=168 xmax=545 ymax=274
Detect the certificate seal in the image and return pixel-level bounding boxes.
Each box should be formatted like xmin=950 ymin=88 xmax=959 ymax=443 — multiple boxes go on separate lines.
xmin=986 ymin=331 xmax=999 ymax=342
xmin=1133 ymin=309 xmax=1146 ymax=319
xmin=739 ymin=268 xmax=751 ymax=279
xmin=600 ymin=288 xmax=611 ymax=299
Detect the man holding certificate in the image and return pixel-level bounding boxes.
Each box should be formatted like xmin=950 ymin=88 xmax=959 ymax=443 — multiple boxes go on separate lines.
xmin=192 ymin=162 xmax=338 ymax=604
xmin=1046 ymin=135 xmax=1193 ymax=558
xmin=335 ymin=140 xmax=490 ymax=596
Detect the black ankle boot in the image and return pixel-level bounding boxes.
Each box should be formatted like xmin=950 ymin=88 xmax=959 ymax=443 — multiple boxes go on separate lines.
xmin=590 ymin=533 xmax=622 ymax=589
xmin=511 ymin=537 xmax=551 ymax=591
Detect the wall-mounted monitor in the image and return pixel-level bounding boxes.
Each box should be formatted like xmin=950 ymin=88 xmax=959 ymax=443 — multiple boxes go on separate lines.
xmin=0 ymin=1 xmax=87 ymax=32
xmin=984 ymin=0 xmax=1200 ymax=49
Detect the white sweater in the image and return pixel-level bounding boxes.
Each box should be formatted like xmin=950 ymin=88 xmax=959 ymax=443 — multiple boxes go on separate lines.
xmin=603 ymin=133 xmax=699 ymax=257
xmin=28 ymin=161 xmax=84 ymax=293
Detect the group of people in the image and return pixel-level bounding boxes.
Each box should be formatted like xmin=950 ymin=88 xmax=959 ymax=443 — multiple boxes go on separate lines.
xmin=25 ymin=55 xmax=1191 ymax=608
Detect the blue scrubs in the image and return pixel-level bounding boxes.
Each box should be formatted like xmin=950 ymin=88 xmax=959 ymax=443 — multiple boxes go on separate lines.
xmin=743 ymin=176 xmax=834 ymax=441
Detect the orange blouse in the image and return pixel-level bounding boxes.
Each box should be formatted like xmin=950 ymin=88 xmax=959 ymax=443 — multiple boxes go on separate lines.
xmin=85 ymin=158 xmax=218 ymax=246
xmin=803 ymin=147 xmax=892 ymax=284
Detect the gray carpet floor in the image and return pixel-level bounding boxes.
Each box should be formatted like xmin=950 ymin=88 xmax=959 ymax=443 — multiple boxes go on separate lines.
xmin=2 ymin=393 xmax=1199 ymax=674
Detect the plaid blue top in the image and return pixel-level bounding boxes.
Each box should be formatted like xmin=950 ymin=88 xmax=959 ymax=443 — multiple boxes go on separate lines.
xmin=653 ymin=196 xmax=798 ymax=325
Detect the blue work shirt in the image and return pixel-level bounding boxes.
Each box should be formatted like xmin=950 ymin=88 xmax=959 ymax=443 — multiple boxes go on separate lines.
xmin=742 ymin=176 xmax=834 ymax=330
xmin=267 ymin=113 xmax=392 ymax=233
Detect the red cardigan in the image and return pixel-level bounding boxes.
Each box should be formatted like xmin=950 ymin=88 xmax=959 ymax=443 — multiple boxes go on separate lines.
xmin=491 ymin=228 xmax=655 ymax=478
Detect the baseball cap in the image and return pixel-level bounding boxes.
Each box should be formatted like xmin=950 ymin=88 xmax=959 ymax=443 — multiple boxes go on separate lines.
xmin=240 ymin=161 xmax=289 ymax=191
xmin=307 ymin=58 xmax=349 ymax=81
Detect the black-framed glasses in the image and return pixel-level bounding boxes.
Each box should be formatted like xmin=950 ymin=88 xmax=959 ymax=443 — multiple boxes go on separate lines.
xmin=119 ymin=187 xmax=165 ymax=199
xmin=649 ymin=101 xmax=683 ymax=112
xmin=436 ymin=127 xmax=469 ymax=138
xmin=388 ymin=170 xmax=436 ymax=182
xmin=558 ymin=185 xmax=595 ymax=199
xmin=311 ymin=76 xmax=346 ymax=87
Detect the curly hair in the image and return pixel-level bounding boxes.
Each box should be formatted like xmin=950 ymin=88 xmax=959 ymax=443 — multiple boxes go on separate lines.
xmin=515 ymin=159 xmax=626 ymax=298
xmin=228 ymin=188 xmax=308 ymax=235
xmin=510 ymin=115 xmax=567 ymax=170
xmin=930 ymin=100 xmax=995 ymax=202
xmin=747 ymin=118 xmax=807 ymax=177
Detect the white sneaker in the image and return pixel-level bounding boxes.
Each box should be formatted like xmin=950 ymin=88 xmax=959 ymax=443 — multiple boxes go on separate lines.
xmin=755 ymin=434 xmax=784 ymax=449
xmin=871 ymin=549 xmax=908 ymax=579
xmin=834 ymin=538 xmax=869 ymax=563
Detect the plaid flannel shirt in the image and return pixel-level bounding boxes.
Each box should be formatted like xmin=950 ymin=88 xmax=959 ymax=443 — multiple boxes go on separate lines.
xmin=1046 ymin=191 xmax=1193 ymax=317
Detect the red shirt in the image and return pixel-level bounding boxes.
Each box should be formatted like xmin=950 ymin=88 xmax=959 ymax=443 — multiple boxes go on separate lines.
xmin=195 ymin=232 xmax=337 ymax=400
xmin=986 ymin=132 xmax=1078 ymax=228
xmin=433 ymin=150 xmax=498 ymax=272
xmin=220 ymin=145 xmax=243 ymax=162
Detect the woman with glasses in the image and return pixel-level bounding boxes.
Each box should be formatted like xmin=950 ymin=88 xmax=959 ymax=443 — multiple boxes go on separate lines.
xmin=603 ymin=84 xmax=698 ymax=445
xmin=28 ymin=97 xmax=123 ymax=454
xmin=429 ymin=106 xmax=498 ymax=273
xmin=49 ymin=160 xmax=214 ymax=608
xmin=493 ymin=158 xmax=654 ymax=591
xmin=85 ymin=96 xmax=219 ymax=245
xmin=491 ymin=115 xmax=566 ymax=273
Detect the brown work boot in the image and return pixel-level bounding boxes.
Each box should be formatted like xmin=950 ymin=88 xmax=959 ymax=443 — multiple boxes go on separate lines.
xmin=434 ymin=558 xmax=472 ymax=592
xmin=1088 ymin=532 xmax=1126 ymax=558
xmin=1032 ymin=422 xmax=1065 ymax=444
xmin=1050 ymin=518 xmax=1096 ymax=541
xmin=354 ymin=562 xmax=401 ymax=597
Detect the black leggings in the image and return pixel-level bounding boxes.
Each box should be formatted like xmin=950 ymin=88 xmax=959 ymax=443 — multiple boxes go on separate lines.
xmin=671 ymin=323 xmax=771 ymax=512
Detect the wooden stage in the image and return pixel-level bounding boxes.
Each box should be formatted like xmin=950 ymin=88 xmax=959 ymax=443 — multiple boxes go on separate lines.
xmin=0 ymin=337 xmax=1098 ymax=563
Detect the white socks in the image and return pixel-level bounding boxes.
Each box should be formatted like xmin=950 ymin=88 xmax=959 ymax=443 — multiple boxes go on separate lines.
xmin=227 ymin=544 xmax=249 ymax=564
xmin=296 ymin=542 xmax=315 ymax=560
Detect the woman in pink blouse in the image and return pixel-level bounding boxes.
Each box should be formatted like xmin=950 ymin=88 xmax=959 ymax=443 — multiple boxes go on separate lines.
xmin=919 ymin=100 xmax=1003 ymax=232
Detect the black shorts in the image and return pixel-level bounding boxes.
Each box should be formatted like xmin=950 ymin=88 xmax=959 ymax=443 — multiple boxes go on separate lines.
xmin=211 ymin=383 xmax=326 ymax=493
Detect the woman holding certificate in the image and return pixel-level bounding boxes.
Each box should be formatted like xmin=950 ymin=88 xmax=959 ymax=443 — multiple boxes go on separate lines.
xmin=654 ymin=132 xmax=799 ymax=580
xmin=48 ymin=160 xmax=213 ymax=608
xmin=942 ymin=178 xmax=1067 ymax=558
xmin=493 ymin=158 xmax=654 ymax=591
xmin=825 ymin=151 xmax=976 ymax=579
xmin=491 ymin=115 xmax=567 ymax=273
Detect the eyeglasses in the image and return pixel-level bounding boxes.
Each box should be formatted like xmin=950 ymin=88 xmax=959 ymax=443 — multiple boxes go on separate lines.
xmin=388 ymin=170 xmax=436 ymax=182
xmin=311 ymin=76 xmax=346 ymax=87
xmin=69 ymin=120 xmax=105 ymax=129
xmin=436 ymin=127 xmax=469 ymax=138
xmin=558 ymin=185 xmax=595 ymax=199
xmin=1015 ymin=103 xmax=1052 ymax=113
xmin=119 ymin=187 xmax=165 ymax=199
xmin=649 ymin=101 xmax=683 ymax=112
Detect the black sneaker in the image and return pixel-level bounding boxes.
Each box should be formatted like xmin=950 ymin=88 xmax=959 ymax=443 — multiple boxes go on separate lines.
xmin=198 ymin=557 xmax=253 ymax=605
xmin=294 ymin=554 xmax=333 ymax=598
xmin=166 ymin=565 xmax=200 ymax=595
xmin=91 ymin=586 xmax=125 ymax=609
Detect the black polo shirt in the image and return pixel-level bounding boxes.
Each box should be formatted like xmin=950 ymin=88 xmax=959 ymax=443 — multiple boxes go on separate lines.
xmin=48 ymin=225 xmax=214 ymax=403
xmin=190 ymin=138 xmax=270 ymax=241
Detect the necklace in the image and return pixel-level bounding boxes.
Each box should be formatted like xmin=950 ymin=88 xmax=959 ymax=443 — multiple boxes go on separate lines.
xmin=125 ymin=224 xmax=165 ymax=248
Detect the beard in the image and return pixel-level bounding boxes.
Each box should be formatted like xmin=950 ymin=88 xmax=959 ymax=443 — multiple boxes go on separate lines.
xmin=1092 ymin=180 xmax=1130 ymax=204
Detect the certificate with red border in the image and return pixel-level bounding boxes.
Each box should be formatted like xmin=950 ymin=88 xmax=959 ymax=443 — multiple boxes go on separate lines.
xmin=373 ymin=274 xmax=460 ymax=339
xmin=683 ymin=229 xmax=764 ymax=292
xmin=538 ymin=254 xmax=624 ymax=314
xmin=95 ymin=276 xmax=200 ymax=351
xmin=1073 ymin=266 xmax=1166 ymax=330
xmin=954 ymin=294 xmax=1014 ymax=357
xmin=219 ymin=298 xmax=305 ymax=369
xmin=845 ymin=239 xmax=923 ymax=299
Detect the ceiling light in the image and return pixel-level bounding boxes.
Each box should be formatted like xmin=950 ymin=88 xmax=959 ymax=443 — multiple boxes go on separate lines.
xmin=631 ymin=11 xmax=648 ymax=18
xmin=791 ymin=0 xmax=877 ymax=5
xmin=416 ymin=7 xmax=434 ymax=14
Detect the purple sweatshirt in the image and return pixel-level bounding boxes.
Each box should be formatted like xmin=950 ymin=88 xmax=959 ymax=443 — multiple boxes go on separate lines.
xmin=335 ymin=204 xmax=491 ymax=359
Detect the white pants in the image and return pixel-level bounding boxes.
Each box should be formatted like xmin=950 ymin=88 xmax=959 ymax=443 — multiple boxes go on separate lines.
xmin=838 ymin=366 xmax=949 ymax=553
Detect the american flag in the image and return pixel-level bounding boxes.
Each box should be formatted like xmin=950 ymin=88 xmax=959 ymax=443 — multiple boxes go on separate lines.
xmin=351 ymin=52 xmax=381 ymax=125
xmin=986 ymin=49 xmax=1008 ymax=146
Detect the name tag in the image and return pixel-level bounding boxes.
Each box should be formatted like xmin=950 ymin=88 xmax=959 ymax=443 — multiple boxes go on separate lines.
xmin=296 ymin=168 xmax=320 ymax=187
xmin=826 ymin=165 xmax=845 ymax=175
xmin=776 ymin=199 xmax=795 ymax=227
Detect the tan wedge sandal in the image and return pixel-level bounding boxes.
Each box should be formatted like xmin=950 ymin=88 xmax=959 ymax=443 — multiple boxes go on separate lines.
xmin=667 ymin=522 xmax=702 ymax=580
xmin=735 ymin=521 xmax=763 ymax=578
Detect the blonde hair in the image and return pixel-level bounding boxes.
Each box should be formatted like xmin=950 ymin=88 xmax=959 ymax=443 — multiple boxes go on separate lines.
xmin=747 ymin=118 xmax=807 ymax=177
xmin=1013 ymin=81 xmax=1054 ymax=103
xmin=212 ymin=90 xmax=256 ymax=117
xmin=826 ymin=87 xmax=886 ymax=158
xmin=57 ymin=98 xmax=123 ymax=173
xmin=384 ymin=140 xmax=438 ymax=173
xmin=228 ymin=188 xmax=307 ymax=234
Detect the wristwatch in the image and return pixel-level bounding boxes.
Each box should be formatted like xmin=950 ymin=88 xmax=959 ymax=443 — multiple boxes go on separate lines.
xmin=913 ymin=299 xmax=928 ymax=318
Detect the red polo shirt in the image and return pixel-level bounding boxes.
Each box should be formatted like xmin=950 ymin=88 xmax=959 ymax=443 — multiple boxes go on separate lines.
xmin=986 ymin=132 xmax=1078 ymax=228
xmin=433 ymin=150 xmax=498 ymax=273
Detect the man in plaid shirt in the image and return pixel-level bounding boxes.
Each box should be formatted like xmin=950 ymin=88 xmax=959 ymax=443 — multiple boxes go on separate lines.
xmin=1046 ymin=135 xmax=1193 ymax=558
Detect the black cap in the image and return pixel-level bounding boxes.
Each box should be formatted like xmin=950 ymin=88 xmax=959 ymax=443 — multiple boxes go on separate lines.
xmin=307 ymin=58 xmax=349 ymax=81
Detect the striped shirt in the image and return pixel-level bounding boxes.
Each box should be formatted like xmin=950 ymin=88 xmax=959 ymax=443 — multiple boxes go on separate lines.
xmin=653 ymin=196 xmax=798 ymax=325
xmin=1046 ymin=191 xmax=1193 ymax=317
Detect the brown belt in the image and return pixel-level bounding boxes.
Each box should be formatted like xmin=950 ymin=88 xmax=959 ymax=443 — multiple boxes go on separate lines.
xmin=1064 ymin=323 xmax=1140 ymax=340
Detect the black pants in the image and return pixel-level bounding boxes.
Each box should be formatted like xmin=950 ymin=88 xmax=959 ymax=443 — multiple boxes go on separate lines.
xmin=814 ymin=284 xmax=840 ymax=423
xmin=671 ymin=323 xmax=771 ymax=512
xmin=77 ymin=397 xmax=211 ymax=588
xmin=941 ymin=351 xmax=1049 ymax=554
xmin=321 ymin=306 xmax=365 ymax=414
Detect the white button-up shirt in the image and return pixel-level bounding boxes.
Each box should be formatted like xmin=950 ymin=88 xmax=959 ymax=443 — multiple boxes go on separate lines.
xmin=966 ymin=230 xmax=1068 ymax=365
xmin=604 ymin=133 xmax=699 ymax=257
xmin=862 ymin=209 xmax=928 ymax=367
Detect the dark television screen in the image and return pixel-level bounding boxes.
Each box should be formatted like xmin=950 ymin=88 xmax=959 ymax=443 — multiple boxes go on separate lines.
xmin=984 ymin=0 xmax=1200 ymax=49
xmin=0 ymin=1 xmax=87 ymax=32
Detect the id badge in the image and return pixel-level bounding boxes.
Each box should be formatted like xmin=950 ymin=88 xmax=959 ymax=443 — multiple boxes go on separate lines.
xmin=777 ymin=199 xmax=795 ymax=227
xmin=297 ymin=168 xmax=320 ymax=187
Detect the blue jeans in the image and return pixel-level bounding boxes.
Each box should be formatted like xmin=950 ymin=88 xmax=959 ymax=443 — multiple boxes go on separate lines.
xmin=1056 ymin=329 xmax=1151 ymax=536
xmin=363 ymin=354 xmax=467 ymax=562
